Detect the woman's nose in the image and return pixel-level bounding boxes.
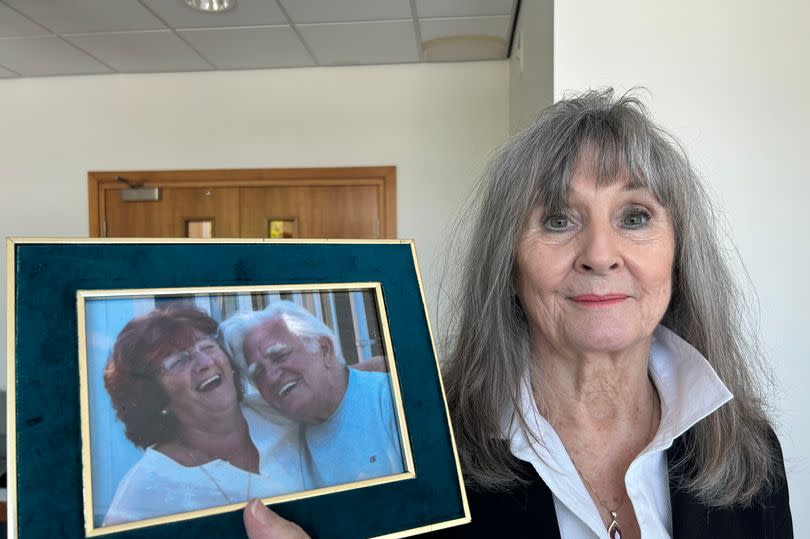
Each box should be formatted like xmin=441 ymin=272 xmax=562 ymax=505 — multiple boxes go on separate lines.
xmin=191 ymin=349 xmax=215 ymax=370
xmin=575 ymin=222 xmax=623 ymax=274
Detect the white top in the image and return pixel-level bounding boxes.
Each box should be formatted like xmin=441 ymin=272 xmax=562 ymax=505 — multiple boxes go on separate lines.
xmin=303 ymin=368 xmax=405 ymax=487
xmin=102 ymin=404 xmax=305 ymax=526
xmin=503 ymin=326 xmax=733 ymax=539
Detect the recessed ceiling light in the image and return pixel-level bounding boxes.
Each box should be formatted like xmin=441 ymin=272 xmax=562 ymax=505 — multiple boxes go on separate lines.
xmin=184 ymin=0 xmax=236 ymax=13
xmin=423 ymin=36 xmax=506 ymax=62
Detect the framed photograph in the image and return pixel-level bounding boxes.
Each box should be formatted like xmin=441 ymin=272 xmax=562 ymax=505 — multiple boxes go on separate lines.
xmin=7 ymin=239 xmax=469 ymax=539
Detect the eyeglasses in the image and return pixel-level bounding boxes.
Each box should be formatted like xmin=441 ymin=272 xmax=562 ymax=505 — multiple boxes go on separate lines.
xmin=160 ymin=336 xmax=220 ymax=375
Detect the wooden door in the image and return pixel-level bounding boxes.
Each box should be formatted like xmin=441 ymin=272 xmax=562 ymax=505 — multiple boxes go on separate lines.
xmin=239 ymin=185 xmax=380 ymax=238
xmin=104 ymin=187 xmax=240 ymax=238
xmin=89 ymin=167 xmax=396 ymax=239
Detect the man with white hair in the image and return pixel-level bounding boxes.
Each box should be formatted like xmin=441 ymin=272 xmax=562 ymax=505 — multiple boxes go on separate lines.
xmin=220 ymin=300 xmax=404 ymax=488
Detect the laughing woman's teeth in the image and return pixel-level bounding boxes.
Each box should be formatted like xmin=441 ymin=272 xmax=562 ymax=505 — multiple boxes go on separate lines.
xmin=198 ymin=374 xmax=221 ymax=391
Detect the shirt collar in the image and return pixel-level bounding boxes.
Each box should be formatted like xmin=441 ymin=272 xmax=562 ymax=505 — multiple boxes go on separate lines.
xmin=502 ymin=325 xmax=732 ymax=448
xmin=500 ymin=325 xmax=733 ymax=534
xmin=646 ymin=325 xmax=733 ymax=450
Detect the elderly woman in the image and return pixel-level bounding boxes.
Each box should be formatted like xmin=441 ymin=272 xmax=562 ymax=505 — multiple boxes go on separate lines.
xmin=242 ymin=90 xmax=793 ymax=539
xmin=102 ymin=305 xmax=304 ymax=526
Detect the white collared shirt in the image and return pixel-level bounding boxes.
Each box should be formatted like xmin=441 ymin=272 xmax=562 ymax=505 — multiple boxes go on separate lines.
xmin=504 ymin=326 xmax=733 ymax=539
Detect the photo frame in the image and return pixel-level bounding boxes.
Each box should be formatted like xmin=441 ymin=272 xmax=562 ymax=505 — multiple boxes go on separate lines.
xmin=7 ymin=239 xmax=470 ymax=539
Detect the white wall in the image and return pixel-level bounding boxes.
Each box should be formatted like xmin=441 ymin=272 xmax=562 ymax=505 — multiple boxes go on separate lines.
xmin=555 ymin=0 xmax=810 ymax=534
xmin=509 ymin=0 xmax=554 ymax=133
xmin=0 ymin=61 xmax=510 ymax=390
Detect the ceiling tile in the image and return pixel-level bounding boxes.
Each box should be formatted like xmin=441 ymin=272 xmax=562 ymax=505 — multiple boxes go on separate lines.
xmin=0 ymin=64 xmax=19 ymax=77
xmin=178 ymin=26 xmax=314 ymax=69
xmin=298 ymin=20 xmax=418 ymax=65
xmin=416 ymin=0 xmax=515 ymax=18
xmin=0 ymin=36 xmax=111 ymax=76
xmin=0 ymin=3 xmax=50 ymax=38
xmin=141 ymin=0 xmax=288 ymax=29
xmin=65 ymin=31 xmax=212 ymax=73
xmin=279 ymin=0 xmax=411 ymax=24
xmin=4 ymin=0 xmax=166 ymax=34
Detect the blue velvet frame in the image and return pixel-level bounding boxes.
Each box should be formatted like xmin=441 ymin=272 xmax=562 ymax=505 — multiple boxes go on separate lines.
xmin=9 ymin=240 xmax=467 ymax=539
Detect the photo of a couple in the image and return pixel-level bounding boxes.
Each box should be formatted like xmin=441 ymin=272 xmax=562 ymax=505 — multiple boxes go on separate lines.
xmin=79 ymin=286 xmax=408 ymax=530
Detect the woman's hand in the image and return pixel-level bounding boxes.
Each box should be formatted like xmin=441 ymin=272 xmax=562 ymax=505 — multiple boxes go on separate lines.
xmin=244 ymin=499 xmax=310 ymax=539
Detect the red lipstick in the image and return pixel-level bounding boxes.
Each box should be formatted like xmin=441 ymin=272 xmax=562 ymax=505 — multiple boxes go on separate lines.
xmin=571 ymin=294 xmax=628 ymax=307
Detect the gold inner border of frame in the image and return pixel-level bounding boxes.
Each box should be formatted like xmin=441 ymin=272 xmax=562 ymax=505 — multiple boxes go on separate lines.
xmin=6 ymin=238 xmax=470 ymax=539
xmin=77 ymin=282 xmax=414 ymax=537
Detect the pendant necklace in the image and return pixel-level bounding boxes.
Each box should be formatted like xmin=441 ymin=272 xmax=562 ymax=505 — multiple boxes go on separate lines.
xmin=569 ymin=386 xmax=658 ymax=539
xmin=571 ymin=460 xmax=623 ymax=539
xmin=185 ymin=447 xmax=252 ymax=505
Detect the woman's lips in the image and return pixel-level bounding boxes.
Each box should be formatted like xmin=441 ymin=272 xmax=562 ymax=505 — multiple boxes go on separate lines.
xmin=570 ymin=294 xmax=629 ymax=307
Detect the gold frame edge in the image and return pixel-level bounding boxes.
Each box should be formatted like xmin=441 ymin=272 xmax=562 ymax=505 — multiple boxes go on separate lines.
xmin=6 ymin=239 xmax=18 ymax=539
xmin=7 ymin=238 xmax=469 ymax=539
xmin=6 ymin=237 xmax=414 ymax=245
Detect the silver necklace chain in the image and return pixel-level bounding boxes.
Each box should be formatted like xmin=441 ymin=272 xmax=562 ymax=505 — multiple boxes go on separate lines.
xmin=185 ymin=447 xmax=252 ymax=505
xmin=571 ymin=459 xmax=623 ymax=538
xmin=568 ymin=386 xmax=659 ymax=539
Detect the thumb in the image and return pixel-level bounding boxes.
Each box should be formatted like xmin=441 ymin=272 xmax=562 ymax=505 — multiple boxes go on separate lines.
xmin=243 ymin=499 xmax=310 ymax=539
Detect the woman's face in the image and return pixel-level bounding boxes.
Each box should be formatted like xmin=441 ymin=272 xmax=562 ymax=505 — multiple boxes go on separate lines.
xmin=157 ymin=329 xmax=238 ymax=424
xmin=515 ymin=165 xmax=676 ymax=355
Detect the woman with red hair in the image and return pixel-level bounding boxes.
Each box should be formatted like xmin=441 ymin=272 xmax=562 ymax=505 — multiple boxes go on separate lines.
xmin=102 ymin=305 xmax=303 ymax=526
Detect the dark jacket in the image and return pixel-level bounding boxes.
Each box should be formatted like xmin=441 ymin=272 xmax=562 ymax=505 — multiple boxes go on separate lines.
xmin=425 ymin=432 xmax=793 ymax=538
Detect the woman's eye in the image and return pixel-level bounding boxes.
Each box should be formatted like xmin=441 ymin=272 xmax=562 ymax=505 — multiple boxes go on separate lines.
xmin=621 ymin=208 xmax=651 ymax=229
xmin=544 ymin=215 xmax=572 ymax=231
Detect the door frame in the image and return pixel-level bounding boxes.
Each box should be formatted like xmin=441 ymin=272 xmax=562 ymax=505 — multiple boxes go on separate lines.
xmin=88 ymin=166 xmax=397 ymax=238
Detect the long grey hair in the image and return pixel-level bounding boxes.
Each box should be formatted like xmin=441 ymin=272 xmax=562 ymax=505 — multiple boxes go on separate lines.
xmin=442 ymin=88 xmax=779 ymax=507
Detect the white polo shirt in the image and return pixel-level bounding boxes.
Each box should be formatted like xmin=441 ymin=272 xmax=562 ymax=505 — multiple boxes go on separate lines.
xmin=504 ymin=326 xmax=733 ymax=539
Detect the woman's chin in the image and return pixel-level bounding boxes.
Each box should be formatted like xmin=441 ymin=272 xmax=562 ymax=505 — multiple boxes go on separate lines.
xmin=564 ymin=324 xmax=647 ymax=354
xmin=197 ymin=383 xmax=238 ymax=409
